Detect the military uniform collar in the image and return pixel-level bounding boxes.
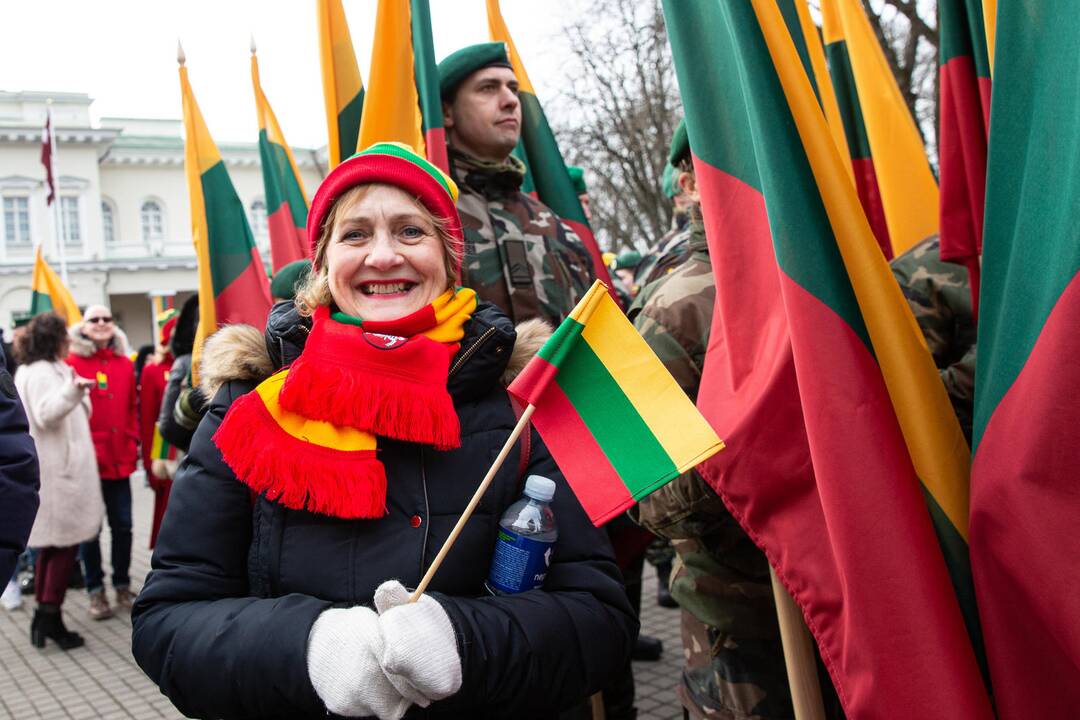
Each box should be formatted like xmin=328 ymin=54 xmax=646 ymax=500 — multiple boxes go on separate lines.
xmin=449 ymin=147 xmax=526 ymax=199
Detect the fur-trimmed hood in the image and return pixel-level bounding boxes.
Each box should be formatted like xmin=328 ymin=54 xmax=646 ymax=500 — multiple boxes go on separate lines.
xmin=198 ymin=305 xmax=551 ymax=402
xmin=68 ymin=322 xmax=131 ymax=358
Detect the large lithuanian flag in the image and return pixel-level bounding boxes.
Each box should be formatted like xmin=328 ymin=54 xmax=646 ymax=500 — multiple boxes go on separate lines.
xmin=30 ymin=246 xmax=81 ymax=326
xmin=486 ymin=0 xmax=614 ymax=295
xmin=357 ymin=0 xmax=447 ymax=172
xmin=939 ymin=0 xmax=992 ymax=314
xmin=317 ymin=0 xmax=365 ymax=169
xmin=508 ymin=281 xmax=722 ymax=526
xmin=179 ymin=51 xmax=272 ymax=380
xmin=251 ymin=44 xmax=310 ymax=272
xmin=663 ymin=1 xmax=993 ymax=716
xmin=820 ymin=0 xmax=939 ymax=258
xmin=971 ymin=3 xmax=1080 ymax=716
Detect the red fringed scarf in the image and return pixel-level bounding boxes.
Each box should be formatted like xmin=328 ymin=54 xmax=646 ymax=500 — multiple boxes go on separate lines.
xmin=213 ymin=288 xmax=478 ymax=518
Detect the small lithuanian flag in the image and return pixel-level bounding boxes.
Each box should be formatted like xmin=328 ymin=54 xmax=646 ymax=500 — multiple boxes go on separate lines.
xmin=508 ymin=281 xmax=723 ymax=525
xmin=30 ymin=246 xmax=82 ymax=326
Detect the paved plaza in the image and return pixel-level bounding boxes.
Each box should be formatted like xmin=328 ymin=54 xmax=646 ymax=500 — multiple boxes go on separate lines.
xmin=0 ymin=476 xmax=685 ymax=720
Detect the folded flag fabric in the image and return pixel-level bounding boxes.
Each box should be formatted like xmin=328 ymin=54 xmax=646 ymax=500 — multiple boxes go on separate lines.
xmin=150 ymin=423 xmax=176 ymax=461
xmin=508 ymin=280 xmax=723 ymax=525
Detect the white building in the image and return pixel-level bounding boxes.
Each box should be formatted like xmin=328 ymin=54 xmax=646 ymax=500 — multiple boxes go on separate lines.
xmin=0 ymin=91 xmax=325 ymax=348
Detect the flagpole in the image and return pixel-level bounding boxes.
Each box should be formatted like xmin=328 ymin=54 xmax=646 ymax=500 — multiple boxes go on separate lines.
xmin=45 ymin=101 xmax=69 ymax=284
xmin=409 ymin=404 xmax=536 ymax=603
xmin=770 ymin=568 xmax=826 ymax=720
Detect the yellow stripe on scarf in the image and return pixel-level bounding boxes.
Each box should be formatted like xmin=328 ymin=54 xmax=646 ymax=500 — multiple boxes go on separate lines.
xmin=256 ymin=371 xmax=377 ymax=451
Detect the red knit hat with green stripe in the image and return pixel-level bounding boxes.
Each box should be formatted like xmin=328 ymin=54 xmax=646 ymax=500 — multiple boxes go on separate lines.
xmin=307 ymin=142 xmax=463 ymax=278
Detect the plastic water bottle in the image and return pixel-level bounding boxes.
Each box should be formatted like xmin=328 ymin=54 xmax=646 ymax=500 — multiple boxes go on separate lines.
xmin=486 ymin=475 xmax=558 ymax=594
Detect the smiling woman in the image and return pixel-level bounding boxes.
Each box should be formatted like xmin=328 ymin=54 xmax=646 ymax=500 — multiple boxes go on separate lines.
xmin=131 ymin=142 xmax=636 ymax=720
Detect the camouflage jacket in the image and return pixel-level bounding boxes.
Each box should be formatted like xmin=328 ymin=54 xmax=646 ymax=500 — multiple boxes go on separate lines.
xmin=450 ymin=149 xmax=593 ymax=326
xmin=632 ymin=220 xmax=795 ymax=719
xmin=890 ymin=236 xmax=976 ymax=443
xmin=635 ymin=204 xmax=698 ymax=288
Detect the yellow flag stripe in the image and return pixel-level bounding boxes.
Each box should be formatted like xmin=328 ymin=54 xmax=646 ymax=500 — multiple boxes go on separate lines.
xmin=832 ymin=0 xmax=939 ymax=256
xmin=579 ymin=287 xmax=722 ymax=473
xmin=486 ymin=0 xmax=536 ymax=96
xmin=752 ymin=0 xmax=971 ymax=538
xmin=179 ymin=63 xmax=217 ymax=384
xmin=358 ymin=0 xmax=425 ymax=155
xmin=318 ymin=0 xmax=363 ymax=167
xmin=256 ymin=372 xmax=377 ymax=451
xmin=983 ymin=0 xmax=997 ymax=75
xmin=251 ymin=53 xmax=310 ymax=203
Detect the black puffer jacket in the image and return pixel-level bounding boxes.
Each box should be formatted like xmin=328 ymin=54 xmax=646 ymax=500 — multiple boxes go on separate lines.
xmin=131 ymin=302 xmax=636 ymax=719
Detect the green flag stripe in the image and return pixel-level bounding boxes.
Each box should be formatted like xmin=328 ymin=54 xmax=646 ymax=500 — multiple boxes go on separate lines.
xmin=411 ymin=0 xmax=443 ymax=134
xmin=824 ymin=40 xmax=873 ymax=159
xmin=337 ymin=89 xmax=364 ymax=159
xmin=258 ymin=131 xmax=308 ymax=228
xmin=201 ymin=161 xmax=261 ymax=295
xmin=974 ymin=1 xmax=1080 ymax=449
xmin=939 ymin=0 xmax=991 ymax=77
xmin=29 ymin=290 xmax=53 ymax=316
xmin=922 ymin=486 xmax=990 ymax=684
xmin=536 ymin=314 xmax=585 ymax=367
xmin=555 ymin=337 xmax=678 ymax=494
xmin=664 ymin=3 xmax=760 ymax=191
xmin=777 ymin=0 xmax=823 ymax=106
xmin=670 ymin=1 xmax=871 ymax=351
xmin=519 ymin=92 xmax=586 ymax=224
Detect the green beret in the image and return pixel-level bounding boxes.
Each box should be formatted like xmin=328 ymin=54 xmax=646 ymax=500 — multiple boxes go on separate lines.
xmin=661 ymin=163 xmax=677 ymax=199
xmin=668 ymin=119 xmax=690 ymax=166
xmin=614 ymin=251 xmax=642 ymax=270
xmin=438 ymin=42 xmax=513 ymax=99
xmin=270 ymin=259 xmax=312 ymax=300
xmin=567 ymin=166 xmax=587 ymax=195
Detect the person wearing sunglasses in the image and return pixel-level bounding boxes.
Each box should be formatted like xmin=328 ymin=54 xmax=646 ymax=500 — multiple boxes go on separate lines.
xmin=67 ymin=305 xmax=138 ymax=621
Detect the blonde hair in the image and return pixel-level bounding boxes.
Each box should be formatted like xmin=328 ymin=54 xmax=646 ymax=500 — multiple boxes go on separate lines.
xmin=295 ymin=184 xmax=461 ymax=317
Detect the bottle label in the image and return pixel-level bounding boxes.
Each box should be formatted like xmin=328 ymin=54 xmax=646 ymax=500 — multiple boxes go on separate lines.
xmin=487 ymin=527 xmax=555 ymax=594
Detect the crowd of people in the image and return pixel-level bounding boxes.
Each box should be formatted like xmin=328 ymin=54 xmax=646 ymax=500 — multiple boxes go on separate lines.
xmin=0 ymin=40 xmax=975 ymax=720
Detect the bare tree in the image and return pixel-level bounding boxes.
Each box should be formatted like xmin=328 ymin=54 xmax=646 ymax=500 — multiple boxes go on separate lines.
xmin=549 ymin=0 xmax=680 ymax=253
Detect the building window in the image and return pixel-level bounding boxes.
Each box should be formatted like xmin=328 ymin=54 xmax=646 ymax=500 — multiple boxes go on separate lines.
xmin=3 ymin=196 xmax=31 ymax=253
xmin=102 ymin=200 xmax=116 ymax=244
xmin=140 ymin=200 xmax=165 ymax=244
xmin=61 ymin=196 xmax=81 ymax=245
xmin=250 ymin=199 xmax=268 ymax=241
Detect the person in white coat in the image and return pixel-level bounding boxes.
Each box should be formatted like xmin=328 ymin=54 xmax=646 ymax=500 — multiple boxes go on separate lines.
xmin=14 ymin=312 xmax=104 ymax=650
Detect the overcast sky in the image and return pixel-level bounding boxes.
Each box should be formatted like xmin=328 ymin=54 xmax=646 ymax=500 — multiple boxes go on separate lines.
xmin=0 ymin=0 xmax=568 ymax=148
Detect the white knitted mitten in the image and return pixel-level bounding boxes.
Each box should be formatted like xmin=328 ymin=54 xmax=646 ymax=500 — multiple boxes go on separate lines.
xmin=374 ymin=580 xmax=463 ymax=706
xmin=306 ymin=606 xmax=412 ymax=720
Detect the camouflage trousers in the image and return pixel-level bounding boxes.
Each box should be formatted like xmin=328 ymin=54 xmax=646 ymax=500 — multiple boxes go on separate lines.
xmin=671 ymin=539 xmax=795 ymax=720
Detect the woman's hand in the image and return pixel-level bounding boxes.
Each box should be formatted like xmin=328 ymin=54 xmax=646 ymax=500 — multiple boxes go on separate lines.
xmin=306 ymin=606 xmax=411 ymax=720
xmin=73 ymin=376 xmax=96 ymax=392
xmin=374 ymin=580 xmax=463 ymax=705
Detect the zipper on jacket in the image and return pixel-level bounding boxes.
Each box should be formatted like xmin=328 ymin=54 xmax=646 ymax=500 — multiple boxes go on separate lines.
xmin=448 ymin=325 xmax=498 ymax=378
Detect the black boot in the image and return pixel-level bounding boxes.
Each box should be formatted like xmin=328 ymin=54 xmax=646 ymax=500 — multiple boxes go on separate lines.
xmin=656 ymin=562 xmax=678 ymax=608
xmin=32 ymin=604 xmax=84 ymax=650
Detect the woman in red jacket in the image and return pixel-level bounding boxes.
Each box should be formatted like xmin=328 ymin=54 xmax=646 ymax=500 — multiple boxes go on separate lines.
xmin=67 ymin=305 xmax=138 ymax=621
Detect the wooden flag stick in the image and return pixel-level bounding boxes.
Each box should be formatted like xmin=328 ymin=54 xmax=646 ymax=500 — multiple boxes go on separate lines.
xmin=770 ymin=567 xmax=826 ymax=720
xmin=409 ymin=404 xmax=536 ymax=603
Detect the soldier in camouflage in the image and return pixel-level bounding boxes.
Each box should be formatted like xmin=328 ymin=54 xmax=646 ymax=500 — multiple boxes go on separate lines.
xmin=890 ymin=235 xmax=976 ymax=442
xmin=439 ymin=43 xmax=593 ymax=326
xmin=635 ymin=124 xmax=700 ymax=288
xmin=631 ymin=138 xmax=797 ymax=719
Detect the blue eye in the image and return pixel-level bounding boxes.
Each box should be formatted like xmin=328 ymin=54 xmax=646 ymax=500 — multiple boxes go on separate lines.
xmin=341 ymin=229 xmax=368 ymax=243
xmin=400 ymin=226 xmax=425 ymax=240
